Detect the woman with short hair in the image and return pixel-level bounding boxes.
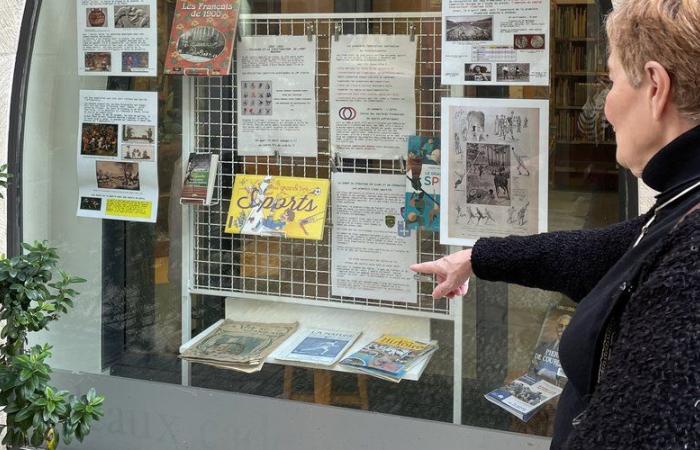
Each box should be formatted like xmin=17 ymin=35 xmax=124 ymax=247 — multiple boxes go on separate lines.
xmin=412 ymin=1 xmax=700 ymax=448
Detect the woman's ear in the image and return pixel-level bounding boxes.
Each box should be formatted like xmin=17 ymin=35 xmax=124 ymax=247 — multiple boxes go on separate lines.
xmin=644 ymin=61 xmax=672 ymax=121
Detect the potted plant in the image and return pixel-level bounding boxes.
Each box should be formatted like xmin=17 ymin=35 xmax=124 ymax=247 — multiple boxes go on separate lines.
xmin=0 ymin=165 xmax=105 ymax=449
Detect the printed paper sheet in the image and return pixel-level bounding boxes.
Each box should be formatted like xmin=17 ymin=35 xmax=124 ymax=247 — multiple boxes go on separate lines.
xmin=331 ymin=173 xmax=418 ymax=303
xmin=77 ymin=90 xmax=159 ymax=222
xmin=441 ymin=97 xmax=548 ymax=246
xmin=78 ymin=0 xmax=158 ymax=76
xmin=441 ymin=0 xmax=549 ymax=86
xmin=330 ymin=35 xmax=417 ymax=159
xmin=237 ymin=36 xmax=318 ymax=157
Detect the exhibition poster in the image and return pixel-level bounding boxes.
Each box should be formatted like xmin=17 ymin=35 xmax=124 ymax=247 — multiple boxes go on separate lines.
xmin=405 ymin=136 xmax=441 ymax=232
xmin=78 ymin=0 xmax=158 ymax=76
xmin=237 ymin=36 xmax=318 ymax=157
xmin=224 ymin=175 xmax=330 ymax=240
xmin=441 ymin=97 xmax=548 ymax=246
xmin=77 ymin=90 xmax=159 ymax=222
xmin=441 ymin=0 xmax=550 ymax=86
xmin=331 ymin=173 xmax=418 ymax=303
xmin=329 ymin=34 xmax=417 ymax=159
xmin=164 ymin=0 xmax=240 ymax=76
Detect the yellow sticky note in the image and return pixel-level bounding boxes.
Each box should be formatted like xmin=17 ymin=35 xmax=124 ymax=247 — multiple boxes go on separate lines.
xmin=106 ymin=199 xmax=152 ymax=219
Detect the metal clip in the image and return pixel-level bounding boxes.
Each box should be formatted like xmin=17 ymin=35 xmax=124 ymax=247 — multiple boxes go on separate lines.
xmin=334 ymin=22 xmax=342 ymax=42
xmin=408 ymin=23 xmax=416 ymax=42
xmin=306 ymin=24 xmax=315 ymax=42
xmin=273 ymin=150 xmax=282 ymax=165
xmin=237 ymin=24 xmax=244 ymax=42
xmin=397 ymin=155 xmax=406 ymax=172
xmin=330 ymin=152 xmax=342 ymax=172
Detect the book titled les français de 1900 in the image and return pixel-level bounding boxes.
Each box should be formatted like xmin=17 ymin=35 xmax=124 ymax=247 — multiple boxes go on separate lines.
xmin=180 ymin=319 xmax=298 ymax=373
xmin=225 ymin=175 xmax=330 ymax=240
xmin=164 ymin=0 xmax=240 ymax=76
xmin=275 ymin=329 xmax=361 ymax=366
xmin=339 ymin=335 xmax=438 ymax=382
xmin=181 ymin=153 xmax=219 ymax=205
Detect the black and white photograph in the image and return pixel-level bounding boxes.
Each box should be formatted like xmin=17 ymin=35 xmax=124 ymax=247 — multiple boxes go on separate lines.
xmin=465 ymin=143 xmax=511 ymax=206
xmin=122 ymin=124 xmax=155 ymax=144
xmin=84 ymin=52 xmax=111 ymax=72
xmin=514 ymin=34 xmax=546 ymax=50
xmin=79 ymin=197 xmax=102 ymax=211
xmin=122 ymin=144 xmax=154 ymax=161
xmin=96 ymin=161 xmax=140 ymax=191
xmin=86 ymin=8 xmax=107 ymax=27
xmin=464 ymin=63 xmax=492 ymax=82
xmin=114 ymin=5 xmax=150 ymax=28
xmin=445 ymin=16 xmax=493 ymax=41
xmin=177 ymin=26 xmax=226 ymax=62
xmin=81 ymin=123 xmax=118 ymax=157
xmin=241 ymin=80 xmax=273 ymax=116
xmin=497 ymin=63 xmax=531 ymax=82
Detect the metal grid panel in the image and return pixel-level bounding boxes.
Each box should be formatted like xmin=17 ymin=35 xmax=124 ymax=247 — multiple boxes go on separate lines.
xmin=190 ymin=14 xmax=453 ymax=317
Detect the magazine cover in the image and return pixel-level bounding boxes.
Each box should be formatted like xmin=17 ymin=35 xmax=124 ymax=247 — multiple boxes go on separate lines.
xmin=164 ymin=0 xmax=240 ymax=76
xmin=225 ymin=175 xmax=330 ymax=240
xmin=485 ymin=374 xmax=563 ymax=421
xmin=181 ymin=319 xmax=298 ymax=364
xmin=405 ymin=135 xmax=441 ymax=232
xmin=181 ymin=153 xmax=219 ymax=204
xmin=276 ymin=329 xmax=361 ymax=366
xmin=340 ymin=335 xmax=437 ymax=380
xmin=529 ymin=303 xmax=575 ymax=385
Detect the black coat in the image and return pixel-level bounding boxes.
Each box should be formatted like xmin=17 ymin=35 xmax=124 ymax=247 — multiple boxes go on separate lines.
xmin=472 ymin=125 xmax=700 ymax=449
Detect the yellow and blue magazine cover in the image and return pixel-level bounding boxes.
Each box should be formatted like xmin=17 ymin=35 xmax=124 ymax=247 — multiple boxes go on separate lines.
xmin=225 ymin=175 xmax=329 ymax=240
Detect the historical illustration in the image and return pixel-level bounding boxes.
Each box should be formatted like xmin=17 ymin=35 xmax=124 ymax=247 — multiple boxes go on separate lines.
xmin=441 ymin=97 xmax=548 ymax=246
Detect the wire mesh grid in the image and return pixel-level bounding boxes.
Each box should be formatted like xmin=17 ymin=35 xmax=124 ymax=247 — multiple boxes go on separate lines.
xmin=190 ymin=14 xmax=453 ymax=317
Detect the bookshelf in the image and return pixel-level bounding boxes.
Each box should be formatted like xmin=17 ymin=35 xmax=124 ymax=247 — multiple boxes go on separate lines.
xmin=551 ymin=0 xmax=617 ymax=190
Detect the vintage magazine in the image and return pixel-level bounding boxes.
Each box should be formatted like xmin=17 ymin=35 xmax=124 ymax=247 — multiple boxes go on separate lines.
xmin=225 ymin=175 xmax=330 ymax=240
xmin=485 ymin=374 xmax=563 ymax=421
xmin=180 ymin=319 xmax=298 ymax=372
xmin=441 ymin=97 xmax=549 ymax=246
xmin=405 ymin=136 xmax=441 ymax=232
xmin=164 ymin=0 xmax=240 ymax=76
xmin=181 ymin=153 xmax=219 ymax=205
xmin=339 ymin=335 xmax=438 ymax=382
xmin=276 ymin=329 xmax=361 ymax=366
xmin=529 ymin=303 xmax=575 ymax=385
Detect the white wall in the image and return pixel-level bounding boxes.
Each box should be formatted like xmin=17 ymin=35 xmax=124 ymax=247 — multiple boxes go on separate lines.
xmin=20 ymin=0 xmax=104 ymax=373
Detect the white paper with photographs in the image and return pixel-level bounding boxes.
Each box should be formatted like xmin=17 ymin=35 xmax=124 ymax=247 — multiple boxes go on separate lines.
xmin=237 ymin=36 xmax=318 ymax=157
xmin=78 ymin=0 xmax=157 ymax=76
xmin=331 ymin=173 xmax=418 ymax=303
xmin=330 ymin=34 xmax=417 ymax=159
xmin=441 ymin=0 xmax=549 ymax=86
xmin=77 ymin=90 xmax=159 ymax=223
xmin=441 ymin=98 xmax=548 ymax=246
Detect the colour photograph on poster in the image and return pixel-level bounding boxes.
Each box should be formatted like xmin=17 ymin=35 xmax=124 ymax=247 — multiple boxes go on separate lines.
xmin=78 ymin=0 xmax=158 ymax=76
xmin=405 ymin=136 xmax=441 ymax=232
xmin=441 ymin=0 xmax=549 ymax=86
xmin=441 ymin=97 xmax=548 ymax=246
xmin=77 ymin=90 xmax=159 ymax=222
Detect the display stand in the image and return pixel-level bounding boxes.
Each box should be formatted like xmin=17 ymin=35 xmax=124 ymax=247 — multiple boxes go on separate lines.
xmin=180 ymin=12 xmax=466 ymax=424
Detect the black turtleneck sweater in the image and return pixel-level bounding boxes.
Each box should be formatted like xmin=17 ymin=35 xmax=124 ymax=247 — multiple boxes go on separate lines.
xmin=471 ymin=125 xmax=700 ymax=450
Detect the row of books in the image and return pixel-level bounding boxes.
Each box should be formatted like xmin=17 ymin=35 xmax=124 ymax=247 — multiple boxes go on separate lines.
xmin=554 ymin=5 xmax=597 ymax=39
xmin=180 ymin=319 xmax=438 ymax=383
xmin=553 ymin=42 xmax=606 ymax=74
xmin=553 ymin=110 xmax=614 ymax=144
xmin=485 ymin=304 xmax=574 ymax=421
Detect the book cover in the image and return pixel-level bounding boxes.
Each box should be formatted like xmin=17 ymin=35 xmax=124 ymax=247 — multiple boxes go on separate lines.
xmin=182 ymin=153 xmax=219 ymax=204
xmin=339 ymin=335 xmax=438 ymax=381
xmin=276 ymin=329 xmax=361 ymax=366
xmin=484 ymin=374 xmax=563 ymax=421
xmin=164 ymin=0 xmax=240 ymax=76
xmin=529 ymin=303 xmax=575 ymax=385
xmin=405 ymin=135 xmax=441 ymax=232
xmin=181 ymin=319 xmax=298 ymax=365
xmin=225 ymin=175 xmax=330 ymax=240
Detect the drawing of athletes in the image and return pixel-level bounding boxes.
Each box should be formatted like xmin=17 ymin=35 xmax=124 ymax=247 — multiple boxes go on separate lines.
xmin=507 ymin=206 xmax=517 ymax=224
xmin=511 ymin=146 xmax=530 ymax=176
xmin=240 ymin=176 xmax=272 ymax=234
xmin=517 ymin=202 xmax=529 ymax=226
xmin=493 ymin=111 xmax=526 ymax=142
xmin=465 ymin=143 xmax=511 ymax=206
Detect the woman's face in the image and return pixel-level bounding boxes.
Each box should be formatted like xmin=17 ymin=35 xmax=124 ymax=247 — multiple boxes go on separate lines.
xmin=605 ymin=49 xmax=661 ymax=177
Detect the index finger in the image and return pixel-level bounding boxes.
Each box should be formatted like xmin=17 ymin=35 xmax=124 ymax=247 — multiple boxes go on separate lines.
xmin=409 ymin=261 xmax=441 ymax=275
